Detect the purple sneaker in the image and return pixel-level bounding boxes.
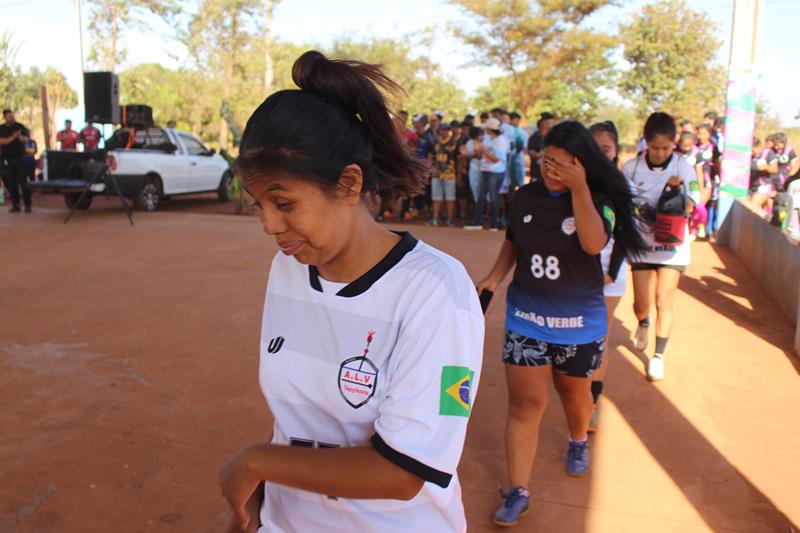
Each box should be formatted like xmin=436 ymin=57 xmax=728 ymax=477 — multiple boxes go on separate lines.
xmin=567 ymin=439 xmax=590 ymax=477
xmin=492 ymin=486 xmax=530 ymax=527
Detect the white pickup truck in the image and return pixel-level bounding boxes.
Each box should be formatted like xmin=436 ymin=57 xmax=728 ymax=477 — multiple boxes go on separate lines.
xmin=35 ymin=126 xmax=233 ymax=212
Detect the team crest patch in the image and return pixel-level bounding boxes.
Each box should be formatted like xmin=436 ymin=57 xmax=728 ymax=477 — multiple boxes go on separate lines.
xmin=603 ymin=205 xmax=616 ymax=232
xmin=338 ymin=331 xmax=378 ymax=409
xmin=561 ymin=217 xmax=576 ymax=236
xmin=523 ymin=214 xmax=532 ymax=223
xmin=439 ymin=365 xmax=474 ymax=417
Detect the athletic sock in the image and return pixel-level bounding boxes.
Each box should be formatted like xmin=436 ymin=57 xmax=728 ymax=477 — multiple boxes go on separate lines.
xmin=569 ymin=435 xmax=588 ymax=444
xmin=654 ymin=336 xmax=668 ymax=356
xmin=638 ymin=316 xmax=650 ymax=327
xmin=591 ymin=381 xmax=604 ymax=404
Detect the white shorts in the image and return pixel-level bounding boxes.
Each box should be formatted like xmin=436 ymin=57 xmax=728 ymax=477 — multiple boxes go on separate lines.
xmin=600 ymin=239 xmax=627 ymax=298
xmin=431 ymin=178 xmax=456 ymax=201
xmin=604 ymin=261 xmax=627 ymax=297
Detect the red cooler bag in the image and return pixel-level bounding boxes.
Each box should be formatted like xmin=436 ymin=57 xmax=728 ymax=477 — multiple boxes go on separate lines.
xmin=654 ymin=181 xmax=687 ymax=246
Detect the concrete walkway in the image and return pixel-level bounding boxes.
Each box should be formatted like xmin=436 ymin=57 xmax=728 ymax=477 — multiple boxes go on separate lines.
xmin=1 ymin=206 xmax=797 ymax=532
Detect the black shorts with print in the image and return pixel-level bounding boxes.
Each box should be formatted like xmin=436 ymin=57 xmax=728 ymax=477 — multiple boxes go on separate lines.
xmin=502 ymin=330 xmax=604 ymax=378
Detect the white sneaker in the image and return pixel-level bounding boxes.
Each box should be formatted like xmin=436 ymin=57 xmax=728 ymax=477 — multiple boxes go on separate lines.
xmin=634 ymin=323 xmax=649 ymax=351
xmin=464 ymin=225 xmax=483 ymax=230
xmin=647 ymin=356 xmax=665 ymax=381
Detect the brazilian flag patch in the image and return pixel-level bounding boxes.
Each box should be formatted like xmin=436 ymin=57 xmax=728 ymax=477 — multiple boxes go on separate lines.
xmin=689 ymin=180 xmax=700 ymax=192
xmin=440 ymin=366 xmax=474 ymax=417
xmin=603 ymin=205 xmax=616 ymax=232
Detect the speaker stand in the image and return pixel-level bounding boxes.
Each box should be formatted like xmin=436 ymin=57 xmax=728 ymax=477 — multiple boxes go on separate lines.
xmin=64 ymin=163 xmax=134 ymax=226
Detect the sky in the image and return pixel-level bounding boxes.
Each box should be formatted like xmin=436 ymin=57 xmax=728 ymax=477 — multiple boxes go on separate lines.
xmin=2 ymin=0 xmax=798 ymax=127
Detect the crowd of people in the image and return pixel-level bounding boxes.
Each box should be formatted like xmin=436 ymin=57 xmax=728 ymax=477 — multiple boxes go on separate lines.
xmin=385 ymin=107 xmax=800 ymax=239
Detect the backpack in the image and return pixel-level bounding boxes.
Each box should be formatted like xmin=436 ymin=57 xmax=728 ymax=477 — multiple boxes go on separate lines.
xmin=654 ymin=182 xmax=688 ymax=245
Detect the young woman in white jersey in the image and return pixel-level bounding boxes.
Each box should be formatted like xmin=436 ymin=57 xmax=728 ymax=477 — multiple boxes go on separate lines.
xmin=623 ymin=112 xmax=697 ymax=381
xmin=219 ymin=51 xmax=484 ymax=533
xmin=586 ymin=121 xmax=625 ymax=431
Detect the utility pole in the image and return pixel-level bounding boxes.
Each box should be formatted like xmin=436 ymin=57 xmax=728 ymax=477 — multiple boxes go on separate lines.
xmin=719 ymin=0 xmax=763 ymax=200
xmin=264 ymin=0 xmax=275 ymax=94
xmin=75 ymin=0 xmax=86 ymax=115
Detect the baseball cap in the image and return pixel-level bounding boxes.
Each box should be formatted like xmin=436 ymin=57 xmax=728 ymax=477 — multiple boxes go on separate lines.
xmin=484 ymin=117 xmax=502 ymax=131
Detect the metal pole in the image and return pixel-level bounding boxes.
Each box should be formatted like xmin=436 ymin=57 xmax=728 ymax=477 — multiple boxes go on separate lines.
xmin=75 ymin=0 xmax=85 ymax=114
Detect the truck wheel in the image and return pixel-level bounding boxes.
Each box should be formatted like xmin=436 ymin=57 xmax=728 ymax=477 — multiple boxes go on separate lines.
xmin=217 ymin=171 xmax=233 ymax=202
xmin=64 ymin=193 xmax=93 ymax=210
xmin=137 ymin=177 xmax=162 ymax=211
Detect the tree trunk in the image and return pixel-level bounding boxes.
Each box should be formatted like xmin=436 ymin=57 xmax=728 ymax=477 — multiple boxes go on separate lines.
xmin=264 ymin=0 xmax=274 ymax=94
xmin=40 ymin=85 xmax=53 ymax=150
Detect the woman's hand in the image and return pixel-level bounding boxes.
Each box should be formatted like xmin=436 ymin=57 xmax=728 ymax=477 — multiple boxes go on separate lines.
xmin=548 ymin=157 xmax=588 ymax=191
xmin=221 ymin=444 xmax=265 ymax=532
xmin=604 ymin=275 xmax=613 ymax=285
xmin=477 ymin=275 xmax=500 ymax=294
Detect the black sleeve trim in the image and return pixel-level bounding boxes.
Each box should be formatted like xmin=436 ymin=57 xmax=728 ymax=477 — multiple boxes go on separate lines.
xmin=370 ymin=433 xmax=453 ymax=489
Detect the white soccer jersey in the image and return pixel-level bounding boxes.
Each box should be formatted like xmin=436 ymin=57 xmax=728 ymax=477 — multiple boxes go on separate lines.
xmin=623 ymin=154 xmax=696 ymax=266
xmin=257 ymin=232 xmax=484 ymax=533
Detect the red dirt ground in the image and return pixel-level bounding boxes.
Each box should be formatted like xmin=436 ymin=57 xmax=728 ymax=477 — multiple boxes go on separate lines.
xmin=1 ymin=197 xmax=798 ymax=532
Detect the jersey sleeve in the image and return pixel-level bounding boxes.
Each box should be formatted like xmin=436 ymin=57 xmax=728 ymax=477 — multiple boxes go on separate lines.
xmin=372 ymin=299 xmax=484 ymax=489
xmin=595 ymin=198 xmax=615 ymax=245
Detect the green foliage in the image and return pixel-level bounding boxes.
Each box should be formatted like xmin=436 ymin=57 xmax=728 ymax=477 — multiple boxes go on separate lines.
xmin=450 ymin=0 xmax=616 ymax=121
xmin=88 ymin=0 xmax=180 ymax=72
xmin=619 ymin=0 xmax=726 ymax=120
xmin=329 ymin=37 xmax=468 ymax=117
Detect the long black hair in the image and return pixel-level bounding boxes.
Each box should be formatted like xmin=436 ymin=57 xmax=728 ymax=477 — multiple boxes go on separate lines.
xmin=544 ymin=121 xmax=647 ymax=259
xmin=236 ymin=50 xmax=428 ymax=201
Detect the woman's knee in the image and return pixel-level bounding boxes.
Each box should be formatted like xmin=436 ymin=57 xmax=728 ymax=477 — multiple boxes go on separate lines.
xmin=508 ymin=391 xmax=549 ymax=418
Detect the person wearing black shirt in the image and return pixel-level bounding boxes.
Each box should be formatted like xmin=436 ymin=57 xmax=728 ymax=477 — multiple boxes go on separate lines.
xmin=527 ymin=113 xmax=555 ymax=182
xmin=0 ymin=109 xmax=32 ymax=213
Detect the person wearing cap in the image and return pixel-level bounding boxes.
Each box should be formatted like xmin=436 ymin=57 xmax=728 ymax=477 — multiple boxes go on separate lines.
xmin=465 ymin=117 xmax=510 ymax=230
xmin=428 ymin=122 xmax=459 ymax=227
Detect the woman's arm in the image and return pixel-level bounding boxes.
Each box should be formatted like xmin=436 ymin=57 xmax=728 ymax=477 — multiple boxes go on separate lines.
xmin=571 ymin=185 xmax=608 ymax=255
xmin=477 ymin=239 xmax=517 ymax=293
xmin=221 ymin=443 xmax=424 ymax=530
xmin=550 ymin=158 xmax=607 ymax=255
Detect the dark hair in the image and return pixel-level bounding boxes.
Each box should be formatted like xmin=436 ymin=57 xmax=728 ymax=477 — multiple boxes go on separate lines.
xmin=678 ymin=131 xmax=696 ymax=146
xmin=696 ymin=123 xmax=712 ymax=135
xmin=237 ymin=51 xmax=427 ymax=201
xmin=450 ymin=120 xmax=461 ymax=128
xmin=398 ymin=109 xmax=408 ymax=116
xmin=589 ymin=121 xmax=620 ymax=165
xmin=679 ymin=119 xmax=692 ymax=127
xmin=540 ymin=112 xmax=555 ymax=121
xmin=463 ymin=114 xmax=474 ymax=123
xmin=468 ymin=126 xmax=482 ymax=140
xmin=544 ymin=121 xmax=647 ymax=259
xmin=2 ymin=108 xmax=11 ymax=116
xmin=773 ymin=132 xmax=787 ymax=144
xmin=509 ymin=112 xmax=521 ymax=120
xmin=753 ymin=137 xmax=761 ymax=147
xmin=479 ymin=112 xmax=489 ymax=120
xmin=704 ymin=111 xmax=718 ymax=121
xmin=643 ymin=112 xmax=677 ymax=141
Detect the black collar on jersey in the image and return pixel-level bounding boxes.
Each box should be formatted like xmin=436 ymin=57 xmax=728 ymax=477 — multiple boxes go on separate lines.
xmin=645 ymin=153 xmax=673 ymax=171
xmin=308 ymin=231 xmax=418 ymax=297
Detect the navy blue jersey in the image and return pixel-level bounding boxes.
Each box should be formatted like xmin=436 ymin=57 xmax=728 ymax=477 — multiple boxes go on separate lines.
xmin=505 ymin=182 xmax=614 ymax=344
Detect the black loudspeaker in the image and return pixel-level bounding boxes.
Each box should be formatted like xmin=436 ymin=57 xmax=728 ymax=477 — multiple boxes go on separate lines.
xmin=84 ymin=72 xmax=120 ymax=124
xmin=122 ymin=104 xmax=154 ymax=128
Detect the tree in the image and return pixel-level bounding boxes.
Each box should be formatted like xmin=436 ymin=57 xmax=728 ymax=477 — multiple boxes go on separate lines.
xmin=450 ymin=0 xmax=616 ymax=121
xmin=328 ymin=37 xmax=469 ymax=119
xmin=619 ymin=0 xmax=726 ymax=120
xmin=185 ymin=0 xmax=260 ymax=149
xmin=87 ymin=0 xmax=179 ymax=72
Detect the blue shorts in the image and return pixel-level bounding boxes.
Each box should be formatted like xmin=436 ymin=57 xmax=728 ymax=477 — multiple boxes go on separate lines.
xmin=502 ymin=330 xmax=604 ymax=378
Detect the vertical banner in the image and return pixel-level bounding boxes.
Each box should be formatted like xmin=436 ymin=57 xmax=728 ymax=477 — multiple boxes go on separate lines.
xmin=720 ymin=72 xmax=757 ymax=199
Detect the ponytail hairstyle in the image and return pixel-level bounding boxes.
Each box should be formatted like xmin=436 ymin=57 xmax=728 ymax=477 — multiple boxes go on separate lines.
xmin=588 ymin=121 xmax=620 ymax=165
xmin=544 ymin=121 xmax=647 ymax=259
xmin=236 ymin=51 xmax=428 ymax=201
